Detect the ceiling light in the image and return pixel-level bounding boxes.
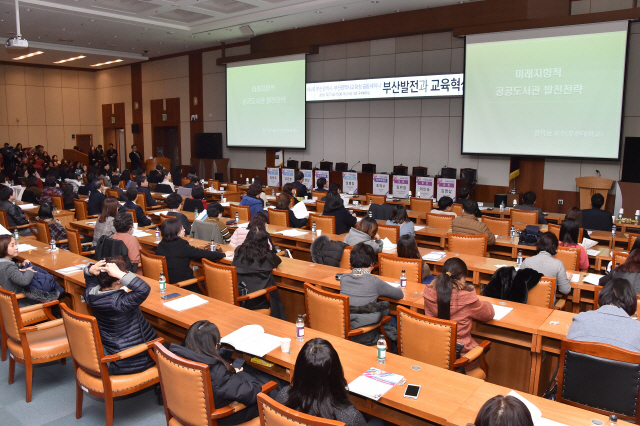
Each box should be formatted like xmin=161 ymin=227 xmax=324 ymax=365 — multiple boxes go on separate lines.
xmin=371 ymin=1 xmax=379 ymax=3
xmin=13 ymin=51 xmax=43 ymax=60
xmin=54 ymin=55 xmax=85 ymax=64
xmin=314 ymin=11 xmax=321 ymax=13
xmin=90 ymin=59 xmax=123 ymax=67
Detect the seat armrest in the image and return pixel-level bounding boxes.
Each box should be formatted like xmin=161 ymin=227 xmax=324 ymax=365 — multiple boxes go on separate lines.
xmin=55 ymin=239 xmax=69 ymax=244
xmin=173 ymin=278 xmax=200 ymax=288
xmin=210 ymin=406 xmax=235 ymax=420
xmin=237 ymin=286 xmax=277 ymax=302
xmin=20 ymin=318 xmax=63 ymax=333
xmin=261 ymin=381 xmax=278 ymax=394
xmin=19 ymin=299 xmax=59 ymax=314
xmin=463 ymin=341 xmax=491 ymax=363
xmin=379 ymin=315 xmax=391 ymax=325
xmin=554 ymin=298 xmax=566 ymax=310
xmin=102 ymin=337 xmax=164 ymax=363
xmin=15 ymin=293 xmax=27 ymax=300
xmin=87 ymin=215 xmax=99 ymax=219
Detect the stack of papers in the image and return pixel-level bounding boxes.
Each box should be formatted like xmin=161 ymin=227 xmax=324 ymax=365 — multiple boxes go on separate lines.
xmin=570 ymin=274 xmax=580 ymax=283
xmin=132 ymin=230 xmax=152 ymax=237
xmin=414 ymin=226 xmax=426 ymax=231
xmin=86 ymin=221 xmax=97 ymax=226
xmin=17 ymin=244 xmax=37 ymax=251
xmin=274 ymin=229 xmax=308 ymax=237
xmin=422 ymin=251 xmax=446 ymax=261
xmin=221 ymin=325 xmax=282 ymax=358
xmin=17 ymin=203 xmax=35 ymax=210
xmin=586 ymin=249 xmax=601 ymax=256
xmin=236 ymin=222 xmax=249 ymax=229
xmin=508 ymin=391 xmax=568 ymax=426
xmin=163 ymin=294 xmax=208 ymax=312
xmin=56 ymin=264 xmax=86 ymax=275
xmin=579 ymin=238 xmax=598 ymax=250
xmin=348 ymin=368 xmax=405 ymax=401
xmin=493 ymin=264 xmax=508 ymax=269
xmin=152 ymin=210 xmax=169 ymax=216
xmin=582 ymin=274 xmax=603 ymax=285
xmin=220 ymin=202 xmax=230 ymax=207
xmin=161 ymin=194 xmax=171 ymax=198
xmin=382 ymin=237 xmax=396 ymax=251
xmin=0 ymin=224 xmax=9 ymax=235
xmin=291 ymin=201 xmax=310 ymax=219
xmin=492 ymin=304 xmax=513 ymax=320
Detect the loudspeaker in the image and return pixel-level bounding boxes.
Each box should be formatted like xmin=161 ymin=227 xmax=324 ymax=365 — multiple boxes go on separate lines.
xmin=622 ymin=137 xmax=640 ymax=183
xmin=214 ymin=173 xmax=223 ymax=181
xmin=195 ymin=133 xmax=223 ymax=159
xmin=442 ymin=168 xmax=457 ymax=179
xmin=131 ymin=124 xmax=139 ymax=134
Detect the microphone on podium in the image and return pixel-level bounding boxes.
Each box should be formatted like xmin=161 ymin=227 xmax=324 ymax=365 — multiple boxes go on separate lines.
xmin=349 ymin=161 xmax=361 ymax=172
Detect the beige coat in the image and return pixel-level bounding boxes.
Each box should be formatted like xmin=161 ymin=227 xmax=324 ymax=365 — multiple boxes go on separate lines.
xmin=451 ymin=214 xmax=496 ymax=245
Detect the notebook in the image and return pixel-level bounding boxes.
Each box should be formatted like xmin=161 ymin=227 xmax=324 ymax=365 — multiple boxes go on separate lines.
xmin=163 ymin=294 xmax=208 ymax=312
xmin=348 ymin=368 xmax=405 ymax=401
xmin=220 ymin=325 xmax=282 ymax=358
xmin=422 ymin=251 xmax=446 ymax=261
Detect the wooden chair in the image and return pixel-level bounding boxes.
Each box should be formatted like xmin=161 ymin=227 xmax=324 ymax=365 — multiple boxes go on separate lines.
xmin=448 ymin=233 xmax=488 ymax=257
xmin=611 ymin=251 xmax=629 ymax=269
xmin=139 ymin=249 xmax=205 ymax=292
xmin=208 ymin=180 xmax=220 ymax=190
xmin=201 ymin=259 xmax=276 ymax=316
xmin=309 ymin=214 xmax=335 ymax=234
xmin=30 ymin=220 xmax=68 ymax=246
xmin=225 ymin=192 xmax=242 ymax=202
xmin=410 ymin=197 xmax=433 ymax=213
xmin=226 ymin=183 xmax=239 ymax=192
xmin=118 ymin=180 xmax=126 ymax=190
xmin=180 ymin=178 xmax=190 ymax=186
xmin=159 ymin=213 xmax=172 ymax=224
xmin=527 ymin=276 xmax=565 ymax=310
xmin=50 ymin=195 xmax=64 ymax=211
xmin=310 ymin=190 xmax=326 ymax=200
xmin=549 ymin=223 xmax=584 ymax=243
xmin=378 ymin=253 xmax=422 ymax=282
xmin=230 ymin=205 xmax=251 ymax=222
xmin=257 ymin=392 xmax=344 ymax=426
xmin=426 ymin=213 xmax=453 ymax=230
xmin=60 ymin=303 xmax=162 ymax=426
xmin=0 ymin=209 xmax=31 ymax=233
xmin=628 ymin=233 xmax=638 ymax=251
xmin=377 ymin=224 xmax=399 ymax=244
xmin=315 ymin=200 xmax=325 ymax=213
xmin=136 ymin=193 xmax=148 ymax=212
xmin=154 ymin=341 xmax=278 ymax=426
xmin=365 ymin=193 xmax=385 ymax=205
xmin=0 ymin=293 xmax=52 ymax=362
xmin=452 ymin=203 xmax=463 ymax=217
xmin=397 ymin=306 xmax=490 ymax=380
xmin=510 ymin=209 xmax=539 ymax=225
xmin=268 ymin=209 xmax=289 ymax=227
xmin=105 ymin=188 xmax=120 ymax=198
xmin=74 ymin=199 xmax=96 ymax=220
xmin=0 ymin=288 xmax=70 ymax=402
xmin=557 ymin=339 xmax=640 ymax=423
xmin=304 ymin=283 xmax=390 ymax=343
xmin=482 ymin=216 xmax=511 ymax=236
xmin=555 ymin=246 xmax=579 ymax=271
xmin=66 ymin=227 xmax=95 ymax=256
xmin=339 ymin=246 xmax=353 ymax=269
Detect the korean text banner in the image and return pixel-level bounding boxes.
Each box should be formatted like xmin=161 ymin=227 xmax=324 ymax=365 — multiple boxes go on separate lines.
xmin=306 ymin=74 xmax=464 ymax=102
xmin=267 ymin=168 xmax=280 ymax=187
xmin=372 ymin=174 xmax=389 ymax=195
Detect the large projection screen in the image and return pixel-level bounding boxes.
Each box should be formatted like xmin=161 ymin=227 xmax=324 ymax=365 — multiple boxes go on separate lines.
xmin=462 ymin=21 xmax=628 ymax=160
xmin=226 ymin=54 xmax=306 ymax=149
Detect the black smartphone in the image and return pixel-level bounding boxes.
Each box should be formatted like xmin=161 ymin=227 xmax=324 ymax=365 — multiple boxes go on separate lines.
xmin=232 ymin=358 xmax=246 ymax=369
xmin=160 ymin=293 xmax=180 ymax=301
xmin=404 ymin=384 xmax=421 ymax=399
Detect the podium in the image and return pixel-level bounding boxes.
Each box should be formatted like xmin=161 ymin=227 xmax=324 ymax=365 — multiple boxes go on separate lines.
xmin=145 ymin=157 xmax=171 ymax=174
xmin=576 ymin=176 xmax=613 ymax=210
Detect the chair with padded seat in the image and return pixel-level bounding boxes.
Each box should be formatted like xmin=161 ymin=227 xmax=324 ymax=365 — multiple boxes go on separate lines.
xmin=105 ymin=189 xmax=120 ymax=199
xmin=226 ymin=183 xmax=239 ymax=193
xmin=611 ymin=251 xmax=629 ymax=270
xmin=365 ymin=194 xmax=385 ymax=205
xmin=0 ymin=293 xmax=53 ymax=362
xmin=257 ymin=392 xmax=344 ymax=426
xmin=304 ymin=283 xmax=390 ymax=344
xmin=180 ymin=178 xmax=190 ymax=187
xmin=426 ymin=213 xmax=453 ymax=230
xmin=66 ymin=227 xmax=95 ymax=256
xmin=201 ymin=259 xmax=276 ymax=316
xmin=268 ymin=209 xmax=289 ymax=227
xmin=154 ymin=341 xmax=278 ymax=426
xmin=396 ymin=306 xmax=491 ymax=380
xmin=378 ymin=253 xmax=422 ymax=283
xmin=527 ymin=276 xmax=566 ymax=310
xmin=140 ymin=249 xmax=206 ymax=292
xmin=0 ymin=209 xmax=31 ymax=233
xmin=555 ymin=246 xmax=579 ymax=271
xmin=208 ymin=180 xmax=220 ymax=190
xmin=482 ymin=216 xmax=511 ymax=237
xmin=339 ymin=246 xmax=353 ymax=270
xmin=225 ymin=192 xmax=242 ymax=203
xmin=448 ymin=233 xmax=488 ymax=257
xmin=557 ymin=339 xmax=640 ymax=423
xmin=452 ymin=204 xmax=463 ymax=217
xmin=377 ymin=223 xmax=399 ymax=244
xmin=30 ymin=220 xmax=68 ymax=247
xmin=510 ymin=209 xmax=539 ymax=225
xmin=50 ymin=195 xmax=64 ymax=211
xmin=230 ymin=205 xmax=251 ymax=222
xmin=159 ymin=214 xmax=172 ymax=224
xmin=0 ymin=288 xmax=70 ymax=402
xmin=315 ymin=200 xmax=325 ymax=214
xmin=309 ymin=214 xmax=335 ymax=235
xmin=74 ymin=199 xmax=97 ymax=220
xmin=60 ymin=303 xmax=163 ymax=426
xmin=628 ymin=233 xmax=638 ymax=251
xmin=410 ymin=197 xmax=433 ymax=213
xmin=548 ymin=223 xmax=584 ymax=243
xmin=310 ymin=190 xmax=326 ymax=200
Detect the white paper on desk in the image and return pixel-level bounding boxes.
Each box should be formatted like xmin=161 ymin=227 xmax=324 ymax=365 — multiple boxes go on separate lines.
xmin=161 ymin=194 xmax=171 ymax=198
xmin=507 ymin=391 xmax=567 ymax=426
xmin=236 ymin=222 xmax=249 ymax=229
xmin=152 ymin=210 xmax=169 ymax=216
xmin=303 ymin=199 xmax=315 ymax=204
xmin=163 ymin=294 xmax=208 ymax=312
xmin=291 ymin=201 xmax=309 ymax=219
xmin=274 ymin=229 xmax=308 ymax=237
xmin=492 ymin=304 xmax=513 ymax=320
xmin=356 ymin=217 xmax=362 ymax=222
xmin=86 ymin=221 xmax=97 ymax=226
xmin=55 ymin=264 xmax=86 ymax=275
xmin=0 ymin=224 xmax=9 ymax=235
xmin=385 ymin=281 xmax=400 ymax=288
xmin=587 ymin=230 xmax=593 ymax=235
xmin=132 ymin=230 xmax=152 ymax=237
xmin=382 ymin=238 xmax=396 ymax=251
xmin=414 ymin=226 xmax=425 ymax=231
xmin=422 ymin=251 xmax=446 ymax=261
xmin=586 ymin=249 xmax=601 ymax=256
xmin=220 ymin=202 xmax=230 ymax=207
xmin=493 ymin=264 xmax=508 ymax=269
xmin=579 ymin=237 xmax=598 ymax=250
xmin=17 ymin=244 xmax=37 ymax=251
xmin=582 ymin=273 xmax=603 ymax=285
xmin=221 ymin=325 xmax=282 ymax=358
xmin=17 ymin=203 xmax=35 ymax=210
xmin=570 ymin=274 xmax=580 ymax=283
xmin=348 ymin=368 xmax=405 ymax=401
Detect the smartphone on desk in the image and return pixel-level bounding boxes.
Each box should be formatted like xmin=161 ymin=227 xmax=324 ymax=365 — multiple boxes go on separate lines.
xmin=404 ymin=384 xmax=421 ymax=399
xmin=160 ymin=293 xmax=180 ymax=301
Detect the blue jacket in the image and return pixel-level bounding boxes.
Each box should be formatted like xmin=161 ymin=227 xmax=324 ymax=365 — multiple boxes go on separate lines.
xmin=239 ymin=195 xmax=264 ymax=219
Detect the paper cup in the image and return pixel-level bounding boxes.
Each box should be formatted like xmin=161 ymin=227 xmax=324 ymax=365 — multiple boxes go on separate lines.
xmin=316 ymin=229 xmax=322 ymax=237
xmin=133 ymin=223 xmax=138 ymax=231
xmin=281 ymin=338 xmax=291 ymax=353
xmin=221 ymin=197 xmax=226 ymax=203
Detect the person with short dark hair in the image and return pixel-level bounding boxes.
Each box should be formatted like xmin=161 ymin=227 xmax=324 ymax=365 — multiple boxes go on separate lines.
xmin=62 ymin=183 xmax=79 ymax=210
xmin=567 ymin=278 xmax=640 ymax=352
xmin=206 ymin=203 xmax=231 ymax=243
xmin=514 ymin=191 xmax=547 ymax=224
xmin=581 ymin=193 xmax=613 ymax=231
xmin=397 ymin=234 xmax=432 ymax=283
xmin=88 ymin=178 xmax=107 ymax=215
xmin=41 ymin=174 xmax=62 ymax=202
xmin=520 ymin=232 xmax=571 ymax=295
xmin=160 ymin=169 xmax=175 ymax=191
xmin=111 ymin=211 xmax=141 ymax=263
xmin=106 ymin=143 xmax=117 ymax=170
xmin=25 ymin=175 xmax=42 ymax=200
xmin=452 ymin=199 xmax=495 ymax=245
xmin=293 ymin=171 xmax=308 ymax=199
xmin=386 ymin=205 xmax=414 ymax=237
xmin=184 ymin=186 xmax=207 ymax=212
xmin=599 ymin=248 xmax=640 ymax=294
xmin=344 ymin=217 xmax=383 ymax=253
xmin=109 ymin=175 xmax=127 ymax=200
xmin=184 ymin=176 xmax=199 ymax=189
xmin=129 ymin=144 xmax=142 ymax=172
xmin=431 ymin=196 xmax=456 ymax=216
xmin=275 ymin=193 xmax=308 ymax=228
xmin=148 ymin=163 xmax=163 ymax=184
xmin=558 ymin=219 xmax=588 ymax=270
xmin=322 ymin=191 xmax=357 ymax=235
xmin=166 ymin=192 xmax=191 ymax=235
xmin=186 ymin=166 xmax=198 ymax=179
xmin=136 ymin=175 xmax=157 ymax=208
xmin=315 ymin=177 xmax=327 ymax=192
xmin=473 ymin=395 xmax=534 ymax=426
xmin=92 ymin=197 xmax=119 ymax=246
xmin=239 ymin=183 xmax=265 ymax=218
xmin=0 ymin=185 xmax=30 ymax=234
xmin=120 ymin=187 xmax=152 ymax=226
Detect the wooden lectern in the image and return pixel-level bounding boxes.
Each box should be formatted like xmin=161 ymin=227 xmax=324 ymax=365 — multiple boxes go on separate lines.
xmin=576 ymin=176 xmax=614 ymax=210
xmin=145 ymin=157 xmax=171 ymax=174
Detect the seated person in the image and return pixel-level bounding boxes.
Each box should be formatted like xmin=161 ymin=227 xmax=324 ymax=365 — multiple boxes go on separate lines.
xmin=159 ymin=169 xmax=175 ymax=192
xmin=207 ymin=203 xmax=231 ymax=243
xmin=581 ymin=193 xmax=613 ymax=231
xmin=136 ymin=176 xmax=157 ymax=208
xmin=452 ymin=199 xmax=495 ymax=245
xmin=239 ymin=183 xmax=265 ymax=218
xmin=473 ymin=395 xmax=534 ymax=426
xmin=230 ymin=212 xmax=273 ymax=249
xmin=275 ymin=192 xmax=308 ymax=228
xmin=397 ymin=234 xmax=432 ymax=284
xmin=457 ymin=186 xmax=481 ymax=218
xmin=567 ymin=278 xmax=640 ymax=352
xmin=339 ymin=243 xmax=403 ymax=346
xmin=431 ymin=196 xmax=457 ymax=216
xmin=119 ymin=187 xmax=152 ymax=227
xmin=41 ymin=174 xmax=62 ymax=202
xmin=87 ymin=178 xmax=107 ymax=216
xmin=423 ymin=257 xmax=494 ymax=372
xmin=109 ymin=175 xmax=127 ymax=200
xmin=514 ymin=191 xmax=547 ymax=225
xmin=320 ymin=183 xmax=340 ymax=201
xmin=112 ymin=212 xmax=142 ymax=265
xmin=183 ymin=186 xmax=208 ymax=212
xmin=92 ymin=197 xmax=118 ymax=246
xmin=278 ymin=338 xmax=369 ymax=426
xmin=344 ymin=217 xmax=383 ymax=253
xmin=520 ymin=232 xmax=571 ymax=295
xmin=600 ymin=247 xmax=640 ymax=293
xmin=0 ymin=234 xmax=49 ymax=307
xmin=35 ymin=202 xmax=68 ymax=247
xmin=386 ymin=205 xmax=415 ymax=237
xmin=24 ymin=175 xmax=42 ymax=200
xmin=282 ymin=183 xmax=298 ymax=203
xmin=185 ymin=166 xmax=198 ymax=179
xmin=231 ymin=228 xmax=285 ymax=319
xmin=148 ymin=164 xmax=163 ymax=184
xmin=0 ymin=185 xmax=31 ymax=235
xmin=184 ymin=177 xmax=199 ymax=189
xmin=155 ymin=218 xmax=231 ymax=285
xmin=314 ymin=177 xmax=328 ymax=192
xmin=322 ymin=191 xmax=356 ymax=235
xmin=165 ymin=193 xmax=191 ymax=235
xmin=84 ymin=258 xmax=158 ymax=374
xmin=293 ymin=171 xmax=308 ymax=199
xmin=62 ymin=184 xmax=79 ymax=210
xmin=171 ymin=320 xmax=282 ymax=425
xmin=558 ymin=219 xmax=588 ymax=270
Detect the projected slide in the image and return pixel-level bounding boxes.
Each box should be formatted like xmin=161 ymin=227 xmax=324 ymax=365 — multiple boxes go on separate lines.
xmin=226 ymin=54 xmax=306 ymax=149
xmin=463 ymin=21 xmax=628 ymax=160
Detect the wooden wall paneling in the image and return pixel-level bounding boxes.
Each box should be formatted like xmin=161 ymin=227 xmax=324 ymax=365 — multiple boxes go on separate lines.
xmin=230 ymin=168 xmax=267 ymax=184
xmin=150 ymin=98 xmax=180 ymax=127
xmin=189 ymin=52 xmax=204 ymax=163
xmin=266 ymin=149 xmax=277 ymax=168
xmin=101 ymin=104 xmax=113 ymax=128
xmin=113 ymin=103 xmax=125 ymax=128
xmin=131 ymin=63 xmax=144 ymax=160
xmin=101 ymin=103 xmax=125 ymax=129
xmin=526 ymin=0 xmax=571 ymax=20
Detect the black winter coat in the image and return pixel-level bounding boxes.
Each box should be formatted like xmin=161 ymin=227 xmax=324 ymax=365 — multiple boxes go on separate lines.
xmin=322 ymin=207 xmax=357 ymax=235
xmin=87 ymin=191 xmax=106 ymax=216
xmin=310 ymin=235 xmax=347 ymax=267
xmin=155 ymin=238 xmax=224 ymax=284
xmin=0 ymin=200 xmax=29 ymax=227
xmin=84 ymin=269 xmax=158 ymax=375
xmin=484 ymin=267 xmax=542 ymax=304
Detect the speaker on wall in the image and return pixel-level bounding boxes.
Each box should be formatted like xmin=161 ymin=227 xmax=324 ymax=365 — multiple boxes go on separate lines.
xmin=195 ymin=133 xmax=223 ymax=159
xmin=622 ymin=137 xmax=640 ymax=183
xmin=131 ymin=124 xmax=139 ymax=134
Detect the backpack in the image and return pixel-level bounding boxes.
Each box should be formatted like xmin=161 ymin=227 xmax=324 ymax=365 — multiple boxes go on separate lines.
xmin=519 ymin=225 xmax=542 ymax=246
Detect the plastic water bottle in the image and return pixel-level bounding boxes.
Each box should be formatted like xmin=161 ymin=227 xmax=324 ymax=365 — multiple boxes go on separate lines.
xmin=618 ymin=208 xmax=624 ymax=220
xmin=512 ymin=199 xmax=517 ymax=207
xmin=368 ymin=210 xmax=373 ymax=218
xmin=155 ymin=226 xmax=160 ymax=242
xmin=50 ymin=238 xmax=56 ymax=252
xmin=416 ymin=192 xmax=421 ymax=198
xmin=517 ymin=250 xmax=523 ymax=268
xmin=246 ymin=178 xmax=249 ymax=185
xmin=609 ymin=414 xmax=618 ymax=425
xmin=377 ymin=336 xmax=387 ymax=364
xmin=194 ymin=208 xmax=199 ymax=219
xmin=271 ymin=189 xmax=275 ymax=196
xmin=500 ymin=201 xmax=505 ymax=212
xmin=369 ymin=198 xmax=373 ymax=205
xmin=159 ymin=273 xmax=166 ymax=294
xmin=210 ymin=239 xmax=215 ymax=251
xmin=252 ymin=178 xmax=255 ymax=184
xmin=312 ymin=222 xmax=317 ymax=235
xmin=14 ymin=228 xmax=19 ymax=243
xmin=510 ymin=225 xmax=516 ymax=239
xmin=612 ymin=224 xmax=617 ymax=238
xmin=235 ymin=212 xmax=239 ymax=223
xmin=635 ymin=210 xmax=639 ymax=222
xmin=296 ymin=315 xmax=305 ymax=342
xmin=400 ymin=270 xmax=407 ymax=289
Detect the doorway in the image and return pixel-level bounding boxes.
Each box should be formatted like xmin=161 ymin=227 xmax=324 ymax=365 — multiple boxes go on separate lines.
xmin=102 ymin=128 xmax=125 ymax=172
xmin=153 ymin=126 xmax=180 ymax=173
xmin=75 ymin=134 xmax=92 ymax=153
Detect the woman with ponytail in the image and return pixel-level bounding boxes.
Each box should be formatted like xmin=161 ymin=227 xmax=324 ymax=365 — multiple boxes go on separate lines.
xmin=422 ymin=258 xmax=494 ymax=371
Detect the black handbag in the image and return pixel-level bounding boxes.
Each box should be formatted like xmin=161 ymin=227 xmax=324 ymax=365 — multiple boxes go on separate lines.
xmin=519 ymin=225 xmax=542 ymax=246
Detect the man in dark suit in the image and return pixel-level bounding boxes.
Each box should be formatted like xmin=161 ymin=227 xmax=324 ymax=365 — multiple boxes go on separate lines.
xmin=148 ymin=164 xmax=163 ymax=184
xmin=582 ymin=193 xmax=613 ymax=231
xmin=514 ymin=191 xmax=547 ymax=225
xmin=120 ymin=187 xmax=152 ymax=226
xmin=136 ymin=176 xmax=157 ymax=207
xmin=129 ymin=144 xmax=142 ymax=172
xmin=293 ymin=171 xmax=308 ymax=199
xmin=184 ymin=177 xmax=199 ymax=189
xmin=109 ymin=175 xmax=127 ymax=201
xmin=106 ymin=143 xmax=118 ymax=170
xmin=87 ymin=179 xmax=106 ymax=216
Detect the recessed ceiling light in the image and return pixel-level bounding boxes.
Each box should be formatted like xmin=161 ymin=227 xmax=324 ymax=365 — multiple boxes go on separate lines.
xmin=13 ymin=51 xmax=44 ymax=61
xmin=266 ymin=20 xmax=273 ymax=23
xmin=371 ymin=1 xmax=379 ymax=3
xmin=54 ymin=55 xmax=85 ymax=64
xmin=90 ymin=59 xmax=123 ymax=67
xmin=314 ymin=11 xmax=321 ymax=13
